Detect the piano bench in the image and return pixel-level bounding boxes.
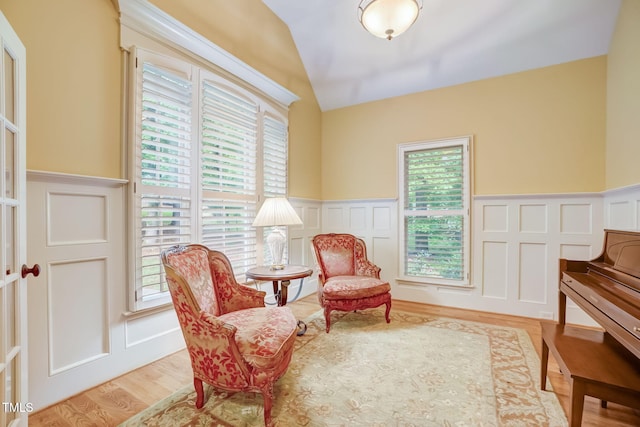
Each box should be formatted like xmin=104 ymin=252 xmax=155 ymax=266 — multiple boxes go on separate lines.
xmin=540 ymin=322 xmax=640 ymax=427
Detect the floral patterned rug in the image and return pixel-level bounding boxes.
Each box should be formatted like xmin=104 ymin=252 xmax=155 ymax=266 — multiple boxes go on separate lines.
xmin=120 ymin=309 xmax=567 ymax=426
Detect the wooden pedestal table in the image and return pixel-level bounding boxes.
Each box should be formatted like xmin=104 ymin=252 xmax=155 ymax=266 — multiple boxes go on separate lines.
xmin=246 ymin=265 xmax=313 ymax=335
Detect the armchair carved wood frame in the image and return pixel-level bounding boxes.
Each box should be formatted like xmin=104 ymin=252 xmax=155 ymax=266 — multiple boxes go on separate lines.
xmin=312 ymin=233 xmax=392 ymax=333
xmin=161 ymin=244 xmax=298 ymax=427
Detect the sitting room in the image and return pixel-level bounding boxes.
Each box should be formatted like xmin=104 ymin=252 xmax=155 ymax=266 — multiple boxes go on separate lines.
xmin=0 ymin=0 xmax=638 ymax=425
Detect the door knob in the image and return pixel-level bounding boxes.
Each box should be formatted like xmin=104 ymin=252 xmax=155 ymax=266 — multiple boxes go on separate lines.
xmin=21 ymin=264 xmax=40 ymax=278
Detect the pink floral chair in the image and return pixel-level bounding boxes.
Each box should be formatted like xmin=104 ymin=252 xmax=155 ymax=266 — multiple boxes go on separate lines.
xmin=311 ymin=233 xmax=392 ymax=333
xmin=161 ymin=244 xmax=298 ymax=427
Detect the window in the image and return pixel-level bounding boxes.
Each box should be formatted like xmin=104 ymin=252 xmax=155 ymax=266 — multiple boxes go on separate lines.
xmin=398 ymin=136 xmax=471 ymax=286
xmin=129 ymin=49 xmax=289 ymax=310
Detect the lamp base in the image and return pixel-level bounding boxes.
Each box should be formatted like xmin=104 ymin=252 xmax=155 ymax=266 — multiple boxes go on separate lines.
xmin=266 ymin=227 xmax=286 ymax=270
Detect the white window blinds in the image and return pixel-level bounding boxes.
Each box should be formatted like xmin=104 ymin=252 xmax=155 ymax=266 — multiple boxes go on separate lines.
xmin=136 ymin=58 xmax=194 ymax=303
xmin=263 ymin=114 xmax=288 ymax=197
xmin=200 ymin=77 xmax=259 ymax=267
xmin=130 ymin=49 xmax=290 ymax=310
xmin=399 ymin=137 xmax=471 ymax=286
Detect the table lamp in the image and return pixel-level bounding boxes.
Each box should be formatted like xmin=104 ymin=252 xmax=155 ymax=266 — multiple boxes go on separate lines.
xmin=252 ymin=197 xmax=303 ymax=270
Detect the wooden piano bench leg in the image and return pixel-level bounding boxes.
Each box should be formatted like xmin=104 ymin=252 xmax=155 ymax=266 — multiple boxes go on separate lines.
xmin=540 ymin=337 xmax=549 ymax=390
xmin=569 ymin=380 xmax=586 ymax=427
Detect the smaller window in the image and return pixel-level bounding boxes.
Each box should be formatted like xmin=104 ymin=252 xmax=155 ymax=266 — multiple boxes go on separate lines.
xmin=398 ymin=136 xmax=472 ymax=286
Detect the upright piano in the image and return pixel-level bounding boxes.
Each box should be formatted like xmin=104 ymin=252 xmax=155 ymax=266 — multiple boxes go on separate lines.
xmin=559 ymin=228 xmax=640 ymax=358
xmin=542 ymin=229 xmax=640 ymax=426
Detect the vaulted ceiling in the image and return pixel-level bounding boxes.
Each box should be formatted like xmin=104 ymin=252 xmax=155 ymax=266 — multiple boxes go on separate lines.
xmin=262 ymin=0 xmax=621 ymax=111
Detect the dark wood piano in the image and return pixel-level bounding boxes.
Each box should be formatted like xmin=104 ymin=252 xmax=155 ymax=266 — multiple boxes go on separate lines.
xmin=540 ymin=229 xmax=640 ymax=426
xmin=559 ymin=229 xmax=640 ymax=358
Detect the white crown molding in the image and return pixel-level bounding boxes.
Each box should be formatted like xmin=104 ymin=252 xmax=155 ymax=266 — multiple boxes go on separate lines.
xmin=118 ymin=0 xmax=299 ymax=107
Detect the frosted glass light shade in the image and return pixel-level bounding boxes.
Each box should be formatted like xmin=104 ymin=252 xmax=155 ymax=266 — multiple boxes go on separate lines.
xmin=358 ymin=0 xmax=421 ymax=40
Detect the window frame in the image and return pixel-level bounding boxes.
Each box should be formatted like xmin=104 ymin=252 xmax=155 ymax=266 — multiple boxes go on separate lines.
xmin=127 ymin=48 xmax=290 ymax=312
xmin=119 ymin=1 xmax=299 ymax=313
xmin=127 ymin=48 xmax=193 ymax=311
xmin=397 ymin=136 xmax=472 ymax=287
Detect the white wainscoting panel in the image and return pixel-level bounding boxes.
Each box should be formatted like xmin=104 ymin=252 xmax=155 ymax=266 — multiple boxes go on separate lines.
xmin=519 ymin=204 xmax=547 ymax=233
xmin=326 ymin=206 xmax=344 ymax=229
xmin=604 ymin=184 xmax=640 ymax=230
xmin=321 ymin=199 xmax=397 ymax=286
xmin=49 ymin=258 xmax=109 ymax=375
xmin=559 ymin=243 xmax=593 ymax=260
xmin=48 ymin=192 xmax=107 ymax=245
xmin=483 ymin=204 xmax=508 ymax=232
xmin=518 ymin=243 xmax=547 ymax=304
xmin=482 ymin=241 xmax=508 ymax=299
xmin=322 ymin=195 xmax=606 ymax=324
xmin=472 ymin=195 xmax=603 ymax=323
xmin=125 ymin=310 xmax=182 ymax=348
xmin=609 ymin=201 xmax=634 ymax=230
xmin=349 ymin=206 xmax=367 ymax=232
xmin=560 ymin=203 xmax=593 ymax=234
xmin=281 ymin=198 xmax=323 ymax=301
xmin=27 ymin=172 xmax=185 ymax=411
xmin=25 ymin=179 xmax=640 ymax=410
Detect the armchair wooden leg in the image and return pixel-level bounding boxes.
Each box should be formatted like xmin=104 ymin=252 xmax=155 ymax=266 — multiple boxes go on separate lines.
xmin=261 ymin=384 xmax=275 ymax=427
xmin=324 ymin=306 xmax=332 ymax=333
xmin=384 ymin=299 xmax=391 ymax=323
xmin=194 ymin=378 xmax=205 ymax=409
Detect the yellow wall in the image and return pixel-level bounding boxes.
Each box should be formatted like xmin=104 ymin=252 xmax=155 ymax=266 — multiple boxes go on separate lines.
xmin=0 ymin=0 xmax=322 ymax=198
xmin=0 ymin=0 xmax=122 ymax=178
xmin=606 ymin=0 xmax=640 ymax=190
xmin=148 ymin=0 xmax=322 ymax=199
xmin=322 ymin=57 xmax=607 ymax=199
xmin=3 ymin=0 xmax=632 ymax=200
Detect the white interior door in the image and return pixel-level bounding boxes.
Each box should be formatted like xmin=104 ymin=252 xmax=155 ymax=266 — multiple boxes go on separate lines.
xmin=0 ymin=11 xmax=30 ymax=427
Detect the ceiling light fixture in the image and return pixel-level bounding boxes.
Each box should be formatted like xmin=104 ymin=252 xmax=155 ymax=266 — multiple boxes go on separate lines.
xmin=358 ymin=0 xmax=423 ymax=40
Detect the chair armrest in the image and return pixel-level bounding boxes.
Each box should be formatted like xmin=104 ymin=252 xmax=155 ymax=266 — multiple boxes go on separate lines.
xmin=185 ymin=311 xmax=252 ymax=382
xmin=356 ymin=259 xmax=381 ymax=278
xmin=199 ymin=311 xmax=236 ymax=334
xmin=317 ymin=272 xmax=326 ymax=285
xmin=221 ymin=283 xmax=267 ymax=313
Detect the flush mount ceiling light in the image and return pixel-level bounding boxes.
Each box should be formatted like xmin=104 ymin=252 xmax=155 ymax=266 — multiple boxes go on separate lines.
xmin=358 ymin=0 xmax=423 ymax=40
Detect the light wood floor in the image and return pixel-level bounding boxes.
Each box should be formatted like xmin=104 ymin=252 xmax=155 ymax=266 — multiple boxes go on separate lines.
xmin=30 ymin=296 xmax=640 ymax=426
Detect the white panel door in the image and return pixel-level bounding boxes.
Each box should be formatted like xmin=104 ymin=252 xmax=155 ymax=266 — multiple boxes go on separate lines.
xmin=0 ymin=11 xmax=30 ymax=427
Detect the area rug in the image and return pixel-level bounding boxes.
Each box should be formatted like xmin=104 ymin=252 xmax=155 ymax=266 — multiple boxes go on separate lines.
xmin=120 ymin=309 xmax=567 ymax=426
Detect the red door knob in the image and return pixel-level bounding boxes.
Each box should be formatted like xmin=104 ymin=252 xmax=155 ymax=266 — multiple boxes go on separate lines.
xmin=21 ymin=264 xmax=41 ymax=278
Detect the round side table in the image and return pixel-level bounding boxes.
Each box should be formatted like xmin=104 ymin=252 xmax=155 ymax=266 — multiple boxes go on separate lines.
xmin=246 ymin=265 xmax=313 ymax=335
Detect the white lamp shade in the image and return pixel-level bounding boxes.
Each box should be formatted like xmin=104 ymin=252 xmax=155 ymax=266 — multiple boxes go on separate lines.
xmin=359 ymin=0 xmax=421 ymax=40
xmin=252 ymin=197 xmax=303 ymax=227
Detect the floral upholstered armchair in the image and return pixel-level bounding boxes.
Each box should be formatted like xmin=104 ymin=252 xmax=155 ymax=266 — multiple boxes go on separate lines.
xmin=161 ymin=244 xmax=298 ymax=427
xmin=311 ymin=233 xmax=391 ymax=333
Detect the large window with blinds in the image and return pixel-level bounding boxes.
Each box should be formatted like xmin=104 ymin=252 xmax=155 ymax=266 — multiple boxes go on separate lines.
xmin=398 ymin=137 xmax=471 ymax=286
xmin=130 ymin=48 xmax=289 ymax=310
